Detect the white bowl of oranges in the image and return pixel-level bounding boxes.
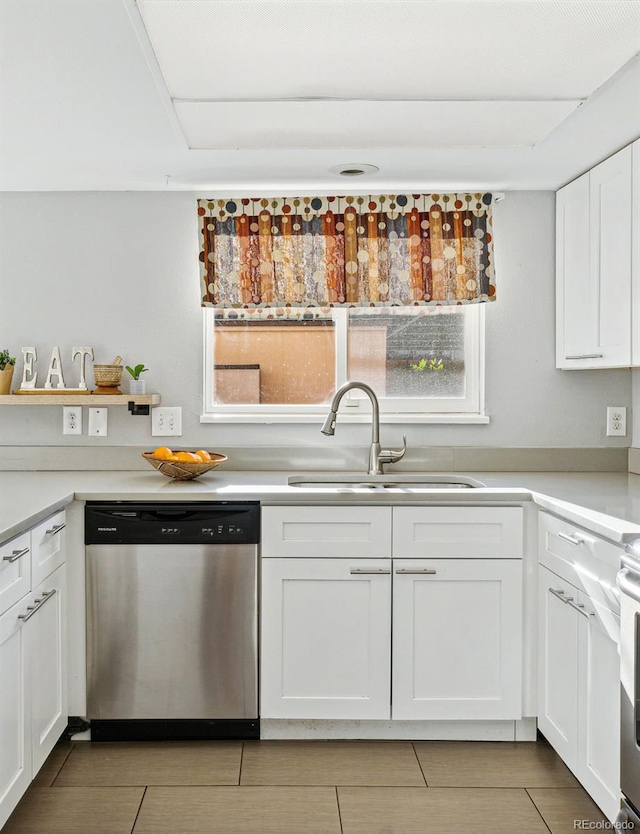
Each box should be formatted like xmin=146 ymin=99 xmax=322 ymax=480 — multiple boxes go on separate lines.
xmin=142 ymin=447 xmax=227 ymax=480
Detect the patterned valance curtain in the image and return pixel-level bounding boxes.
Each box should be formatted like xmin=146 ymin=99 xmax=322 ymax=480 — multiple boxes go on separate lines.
xmin=198 ymin=194 xmax=495 ymax=308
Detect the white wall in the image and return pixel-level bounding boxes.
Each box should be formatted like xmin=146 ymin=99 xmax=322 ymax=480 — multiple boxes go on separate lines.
xmin=0 ymin=191 xmax=631 ymax=448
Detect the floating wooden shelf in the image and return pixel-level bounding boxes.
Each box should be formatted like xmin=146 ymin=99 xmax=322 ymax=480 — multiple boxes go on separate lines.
xmin=0 ymin=393 xmax=161 ymax=406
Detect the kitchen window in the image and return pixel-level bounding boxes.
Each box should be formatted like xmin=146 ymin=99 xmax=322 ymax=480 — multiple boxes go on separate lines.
xmin=201 ymin=305 xmax=485 ymax=423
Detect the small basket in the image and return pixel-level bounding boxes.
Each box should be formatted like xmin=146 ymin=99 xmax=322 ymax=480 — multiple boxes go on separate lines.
xmin=93 ymin=365 xmax=124 ymax=387
xmin=142 ymin=451 xmax=227 ymax=480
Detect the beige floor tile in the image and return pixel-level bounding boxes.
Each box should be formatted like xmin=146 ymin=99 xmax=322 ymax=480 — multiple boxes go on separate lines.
xmin=3 ymin=786 xmax=144 ymax=834
xmin=240 ymin=741 xmax=426 ymax=786
xmin=54 ymin=741 xmax=243 ymax=786
xmin=32 ymin=742 xmax=74 ymax=786
xmin=133 ymin=786 xmax=341 ymax=834
xmin=338 ymin=786 xmax=551 ymax=834
xmin=414 ymin=740 xmax=580 ymax=787
xmin=527 ymin=788 xmax=610 ymax=833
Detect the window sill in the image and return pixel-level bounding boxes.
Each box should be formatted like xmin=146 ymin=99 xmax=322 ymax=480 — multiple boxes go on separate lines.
xmin=200 ymin=412 xmax=490 ymax=425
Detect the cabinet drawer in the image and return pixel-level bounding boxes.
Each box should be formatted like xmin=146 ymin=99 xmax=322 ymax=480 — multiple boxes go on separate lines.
xmin=0 ymin=532 xmax=31 ymax=616
xmin=30 ymin=511 xmax=66 ymax=587
xmin=262 ymin=506 xmax=392 ymax=558
xmin=393 ymin=507 xmax=523 ymax=559
xmin=538 ymin=512 xmax=620 ymax=615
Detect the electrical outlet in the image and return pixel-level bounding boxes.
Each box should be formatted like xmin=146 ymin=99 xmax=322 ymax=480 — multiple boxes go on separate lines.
xmin=151 ymin=407 xmax=182 ymax=437
xmin=63 ymin=406 xmax=82 ymax=435
xmin=88 ymin=407 xmax=108 ymax=437
xmin=606 ymin=406 xmax=627 ymax=437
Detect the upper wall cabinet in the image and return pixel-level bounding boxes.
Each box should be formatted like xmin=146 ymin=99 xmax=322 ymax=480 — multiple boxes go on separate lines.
xmin=556 ymin=141 xmax=637 ymax=369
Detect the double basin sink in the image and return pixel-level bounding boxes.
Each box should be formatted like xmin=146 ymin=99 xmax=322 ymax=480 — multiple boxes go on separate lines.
xmin=287 ymin=474 xmax=485 ymax=491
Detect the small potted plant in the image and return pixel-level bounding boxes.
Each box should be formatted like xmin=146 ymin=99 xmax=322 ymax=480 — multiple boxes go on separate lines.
xmin=126 ymin=363 xmax=149 ymax=395
xmin=0 ymin=349 xmax=16 ymax=395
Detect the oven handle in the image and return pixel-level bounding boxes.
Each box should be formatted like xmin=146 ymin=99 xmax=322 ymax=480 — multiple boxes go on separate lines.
xmin=617 ymin=568 xmax=640 ymax=604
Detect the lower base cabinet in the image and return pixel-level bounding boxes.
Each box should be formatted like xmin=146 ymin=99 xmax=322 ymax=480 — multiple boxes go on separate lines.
xmin=538 ymin=564 xmax=620 ymax=821
xmin=0 ymin=564 xmax=67 ymax=829
xmin=261 ymin=557 xmax=523 ymax=722
xmin=392 ymin=559 xmax=522 ymax=720
xmin=261 ymin=558 xmax=391 ymax=719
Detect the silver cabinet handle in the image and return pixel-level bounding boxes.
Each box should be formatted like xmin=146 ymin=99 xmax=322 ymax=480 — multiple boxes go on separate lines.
xmin=3 ymin=546 xmax=29 ymax=563
xmin=557 ymin=532 xmax=584 ymax=546
xmin=18 ymin=589 xmax=56 ymax=622
xmin=549 ymin=588 xmax=574 ymax=604
xmin=395 ymin=568 xmax=437 ymax=575
xmin=349 ymin=568 xmax=391 ymax=575
xmin=565 ymin=354 xmax=603 ymax=360
xmin=566 ymin=599 xmax=594 ymax=618
xmin=45 ymin=523 xmax=66 ymax=536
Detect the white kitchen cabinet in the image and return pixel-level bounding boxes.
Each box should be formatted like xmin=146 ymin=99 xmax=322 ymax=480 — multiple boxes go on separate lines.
xmin=0 ymin=595 xmax=31 ymax=830
xmin=261 ymin=505 xmax=524 ymax=725
xmin=261 ymin=505 xmax=392 ymax=559
xmin=538 ymin=566 xmax=580 ymax=770
xmin=556 ymin=142 xmax=634 ymax=369
xmin=260 ymin=557 xmax=391 ymax=719
xmin=28 ymin=565 xmax=67 ymax=774
xmin=538 ymin=562 xmax=621 ymax=821
xmin=392 ymin=558 xmax=522 ymax=720
xmin=0 ymin=512 xmax=67 ymax=830
xmin=0 ymin=531 xmax=31 ymax=616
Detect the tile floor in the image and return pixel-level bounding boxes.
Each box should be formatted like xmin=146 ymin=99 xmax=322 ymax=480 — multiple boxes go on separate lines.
xmin=5 ymin=738 xmax=610 ymax=834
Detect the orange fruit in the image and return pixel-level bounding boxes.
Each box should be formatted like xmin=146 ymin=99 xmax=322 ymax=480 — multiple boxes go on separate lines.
xmin=174 ymin=451 xmax=200 ymax=463
xmin=152 ymin=446 xmax=173 ymax=460
xmin=195 ymin=450 xmax=212 ymax=462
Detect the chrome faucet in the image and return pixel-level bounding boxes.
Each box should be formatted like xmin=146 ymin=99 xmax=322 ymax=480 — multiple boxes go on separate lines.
xmin=321 ymin=381 xmax=407 ymax=475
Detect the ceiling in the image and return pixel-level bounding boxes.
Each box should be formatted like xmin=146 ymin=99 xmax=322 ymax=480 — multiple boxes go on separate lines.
xmin=1 ymin=0 xmax=639 ymax=192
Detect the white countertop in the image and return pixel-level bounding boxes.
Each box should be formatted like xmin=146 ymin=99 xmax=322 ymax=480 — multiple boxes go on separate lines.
xmin=1 ymin=469 xmax=640 ymax=545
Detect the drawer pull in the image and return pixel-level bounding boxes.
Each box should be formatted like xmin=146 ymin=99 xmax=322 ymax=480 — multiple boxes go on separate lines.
xmin=349 ymin=568 xmax=391 ymax=575
xmin=565 ymin=354 xmax=603 ymax=360
xmin=549 ymin=588 xmax=574 ymax=604
xmin=3 ymin=546 xmax=29 ymax=563
xmin=45 ymin=523 xmax=66 ymax=537
xmin=557 ymin=532 xmax=584 ymax=546
xmin=18 ymin=589 xmax=56 ymax=623
xmin=566 ymin=599 xmax=594 ymax=619
xmin=395 ymin=568 xmax=438 ymax=575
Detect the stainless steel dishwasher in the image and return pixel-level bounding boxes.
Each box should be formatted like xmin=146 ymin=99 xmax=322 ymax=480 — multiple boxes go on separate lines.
xmin=85 ymin=502 xmax=260 ymax=741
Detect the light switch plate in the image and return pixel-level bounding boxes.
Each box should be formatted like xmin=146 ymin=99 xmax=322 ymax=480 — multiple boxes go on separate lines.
xmin=88 ymin=407 xmax=108 ymax=436
xmin=152 ymin=407 xmax=182 ymax=436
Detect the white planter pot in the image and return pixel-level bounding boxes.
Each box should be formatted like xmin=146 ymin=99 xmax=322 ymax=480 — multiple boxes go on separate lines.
xmin=129 ymin=379 xmax=147 ymax=395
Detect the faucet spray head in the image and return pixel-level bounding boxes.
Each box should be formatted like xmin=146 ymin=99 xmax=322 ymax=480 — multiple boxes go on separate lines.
xmin=321 ymin=411 xmax=337 ymax=436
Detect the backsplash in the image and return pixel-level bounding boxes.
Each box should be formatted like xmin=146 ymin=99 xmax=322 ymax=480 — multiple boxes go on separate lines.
xmin=0 ymin=445 xmax=630 ymax=473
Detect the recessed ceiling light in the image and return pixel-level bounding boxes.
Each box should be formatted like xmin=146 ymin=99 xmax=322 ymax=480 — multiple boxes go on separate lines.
xmin=329 ymin=163 xmax=379 ymax=177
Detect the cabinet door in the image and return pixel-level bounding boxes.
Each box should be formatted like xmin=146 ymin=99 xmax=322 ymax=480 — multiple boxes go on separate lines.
xmin=577 ymin=593 xmax=620 ymax=822
xmin=0 ymin=596 xmax=31 ymax=830
xmin=556 ymin=172 xmax=596 ymax=368
xmin=588 ymin=144 xmax=633 ymax=368
xmin=537 ymin=565 xmax=579 ymax=771
xmin=392 ymin=559 xmax=522 ymax=720
xmin=31 ymin=511 xmax=65 ymax=588
xmin=0 ymin=532 xmax=31 ymax=617
xmin=27 ymin=564 xmax=67 ymax=774
xmin=632 ymin=138 xmax=639 ymax=367
xmin=261 ymin=558 xmax=391 ymax=719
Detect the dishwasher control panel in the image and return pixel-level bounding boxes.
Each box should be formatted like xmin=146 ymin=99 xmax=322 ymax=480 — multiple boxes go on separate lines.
xmin=85 ymin=502 xmax=260 ymax=545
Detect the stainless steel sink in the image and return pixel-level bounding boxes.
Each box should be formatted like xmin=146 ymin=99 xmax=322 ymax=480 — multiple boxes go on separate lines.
xmin=287 ymin=474 xmax=485 ymax=490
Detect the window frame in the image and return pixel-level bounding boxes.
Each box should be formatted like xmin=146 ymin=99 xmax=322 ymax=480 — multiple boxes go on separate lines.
xmin=201 ymin=305 xmax=487 ymax=424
